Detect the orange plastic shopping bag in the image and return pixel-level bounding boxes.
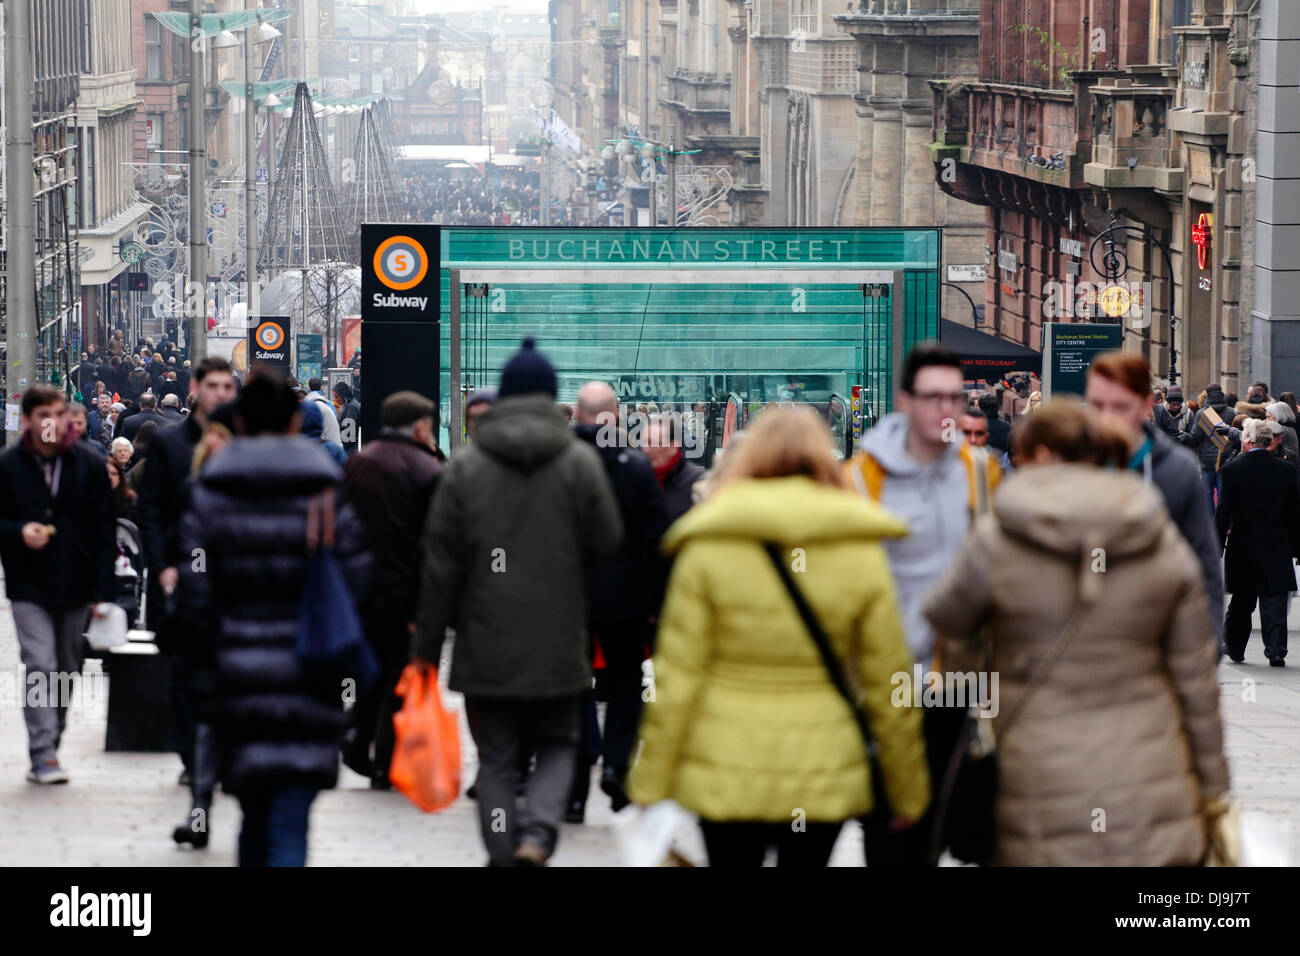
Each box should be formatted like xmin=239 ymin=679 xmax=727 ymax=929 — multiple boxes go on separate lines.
xmin=389 ymin=664 xmax=461 ymax=812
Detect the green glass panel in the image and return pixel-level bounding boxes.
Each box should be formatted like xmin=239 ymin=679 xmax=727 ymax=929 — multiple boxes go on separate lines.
xmin=436 ymin=227 xmax=940 ymax=434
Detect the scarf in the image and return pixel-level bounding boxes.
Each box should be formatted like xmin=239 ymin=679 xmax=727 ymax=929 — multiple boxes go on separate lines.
xmin=654 ymin=448 xmax=682 ymax=487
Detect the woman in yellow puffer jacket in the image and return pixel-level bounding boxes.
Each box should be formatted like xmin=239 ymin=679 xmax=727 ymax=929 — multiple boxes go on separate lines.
xmin=628 ymin=406 xmax=930 ymax=866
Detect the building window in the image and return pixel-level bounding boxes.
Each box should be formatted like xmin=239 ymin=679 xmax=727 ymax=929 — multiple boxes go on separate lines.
xmin=146 ymin=114 xmax=163 ymax=153
xmin=349 ymin=72 xmax=362 ymax=93
xmin=146 ymin=18 xmax=162 ymax=80
xmin=373 ymin=74 xmax=384 ymax=94
xmin=349 ymin=45 xmax=361 ymax=62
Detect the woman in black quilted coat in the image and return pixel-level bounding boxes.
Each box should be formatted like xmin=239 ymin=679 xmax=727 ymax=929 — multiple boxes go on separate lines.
xmin=176 ymin=374 xmax=369 ymax=867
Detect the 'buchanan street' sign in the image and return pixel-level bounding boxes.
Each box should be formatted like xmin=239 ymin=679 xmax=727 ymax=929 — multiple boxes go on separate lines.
xmin=441 ymin=226 xmax=941 ymax=271
xmin=505 ymin=236 xmax=863 ymax=264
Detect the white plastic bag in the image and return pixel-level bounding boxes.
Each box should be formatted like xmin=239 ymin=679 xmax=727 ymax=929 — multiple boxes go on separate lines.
xmin=615 ymin=799 xmax=701 ymax=867
xmin=85 ymin=603 xmax=128 ymax=650
xmin=1240 ymin=811 xmax=1297 ymax=867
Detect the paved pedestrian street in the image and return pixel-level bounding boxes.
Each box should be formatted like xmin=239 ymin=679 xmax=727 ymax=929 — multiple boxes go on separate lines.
xmin=1 ymin=592 xmax=1297 ymax=867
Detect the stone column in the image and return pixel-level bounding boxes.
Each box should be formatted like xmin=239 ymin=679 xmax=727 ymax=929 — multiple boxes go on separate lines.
xmin=902 ymin=106 xmax=935 ymax=226
xmin=869 ymin=104 xmax=902 ymax=225
xmin=852 ymin=96 xmax=876 ymax=225
xmin=1252 ymin=0 xmax=1300 ymax=389
xmin=728 ymin=24 xmax=747 ymax=136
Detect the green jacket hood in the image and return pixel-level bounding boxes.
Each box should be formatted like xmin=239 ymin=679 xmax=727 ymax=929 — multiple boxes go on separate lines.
xmin=474 ymin=394 xmax=572 ymax=471
xmin=662 ymin=475 xmax=908 ymax=554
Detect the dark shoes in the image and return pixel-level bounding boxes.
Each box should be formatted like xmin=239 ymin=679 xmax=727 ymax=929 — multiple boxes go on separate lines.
xmin=1228 ymin=653 xmax=1245 ymax=664
xmin=1270 ymin=658 xmax=1286 ymax=668
xmin=466 ymin=773 xmax=526 ymax=801
xmin=600 ymin=767 xmax=630 ymax=813
xmin=564 ymin=801 xmax=586 ymax=824
xmin=514 ymin=841 xmax=548 ymax=866
xmin=172 ymin=821 xmax=209 ymax=849
xmin=341 ymin=733 xmax=374 ymax=779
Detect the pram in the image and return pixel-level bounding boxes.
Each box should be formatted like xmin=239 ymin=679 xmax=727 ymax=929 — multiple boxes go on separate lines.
xmin=82 ymin=518 xmax=148 ymax=662
xmin=113 ymin=518 xmax=148 ymax=629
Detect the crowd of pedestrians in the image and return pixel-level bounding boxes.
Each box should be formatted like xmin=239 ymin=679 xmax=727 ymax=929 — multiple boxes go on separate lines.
xmin=405 ymin=168 xmax=544 ymax=227
xmin=0 ymin=333 xmax=1265 ymax=868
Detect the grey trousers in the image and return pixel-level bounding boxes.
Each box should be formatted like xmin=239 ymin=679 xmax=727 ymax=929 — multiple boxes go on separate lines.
xmin=12 ymin=602 xmax=89 ymax=767
xmin=465 ymin=695 xmax=580 ymax=866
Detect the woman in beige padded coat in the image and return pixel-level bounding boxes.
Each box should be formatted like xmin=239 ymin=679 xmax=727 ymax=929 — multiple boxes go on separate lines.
xmin=923 ymin=400 xmax=1229 ymax=866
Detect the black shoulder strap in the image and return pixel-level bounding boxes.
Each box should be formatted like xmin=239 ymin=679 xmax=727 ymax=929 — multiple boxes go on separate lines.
xmin=761 ymin=542 xmax=878 ymax=760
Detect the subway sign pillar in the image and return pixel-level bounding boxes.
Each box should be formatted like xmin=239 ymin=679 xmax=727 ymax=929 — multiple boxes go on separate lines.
xmin=360 ymin=224 xmax=441 ymax=449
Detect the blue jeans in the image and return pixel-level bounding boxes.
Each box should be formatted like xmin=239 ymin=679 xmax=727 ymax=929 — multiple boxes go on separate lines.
xmin=1201 ymin=467 xmax=1218 ymax=512
xmin=237 ymin=783 xmax=319 ymax=867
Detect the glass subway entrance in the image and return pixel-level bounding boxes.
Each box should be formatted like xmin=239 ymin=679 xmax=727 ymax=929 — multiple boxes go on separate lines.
xmin=437 ymin=227 xmax=941 ymax=459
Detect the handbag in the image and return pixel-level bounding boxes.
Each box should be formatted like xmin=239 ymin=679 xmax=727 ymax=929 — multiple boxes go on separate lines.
xmin=1202 ymin=796 xmax=1240 ymax=867
xmin=295 ymin=487 xmax=379 ymax=692
xmin=930 ymin=599 xmax=1091 ymax=866
xmin=389 ymin=664 xmax=462 ymax=812
xmin=761 ymin=543 xmax=891 ymax=821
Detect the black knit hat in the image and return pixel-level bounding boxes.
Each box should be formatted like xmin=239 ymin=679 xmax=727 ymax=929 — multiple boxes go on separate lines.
xmin=498 ymin=338 xmax=556 ymax=399
xmin=1166 ymin=386 xmax=1183 ymax=403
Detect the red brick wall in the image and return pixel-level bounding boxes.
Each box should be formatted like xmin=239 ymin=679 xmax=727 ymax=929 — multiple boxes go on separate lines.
xmin=981 ymin=0 xmax=1151 ymax=86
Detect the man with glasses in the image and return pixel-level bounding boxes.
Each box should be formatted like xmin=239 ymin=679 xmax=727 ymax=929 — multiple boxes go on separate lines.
xmin=846 ymin=343 xmax=999 ymax=867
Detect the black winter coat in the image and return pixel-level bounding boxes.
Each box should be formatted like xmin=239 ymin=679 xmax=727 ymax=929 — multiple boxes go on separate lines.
xmin=338 ymin=399 xmax=361 ymax=454
xmin=652 ymin=452 xmax=705 ymax=613
xmin=126 ymin=367 xmax=150 ymax=402
xmin=574 ymin=424 xmax=668 ymax=623
xmin=342 ymin=431 xmax=442 ymax=622
xmin=0 ymin=438 xmax=115 ymax=609
xmin=1215 ymin=448 xmax=1300 ymax=594
xmin=1180 ymin=404 xmax=1232 ymax=471
xmin=1141 ymin=423 xmax=1225 ymax=643
xmin=121 ymin=408 xmax=171 ymax=442
xmin=985 ymin=415 xmax=1012 ymax=454
xmin=660 ymin=453 xmax=706 ymax=525
xmin=137 ymin=415 xmax=202 ymax=574
xmin=177 ymin=436 xmax=369 ymax=795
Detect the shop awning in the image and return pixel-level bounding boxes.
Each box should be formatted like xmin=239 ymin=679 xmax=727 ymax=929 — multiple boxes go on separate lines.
xmin=940 ymin=318 xmax=1043 ymax=380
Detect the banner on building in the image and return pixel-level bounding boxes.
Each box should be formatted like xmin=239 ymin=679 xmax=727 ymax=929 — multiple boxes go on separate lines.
xmin=533 ymin=107 xmax=581 ymax=157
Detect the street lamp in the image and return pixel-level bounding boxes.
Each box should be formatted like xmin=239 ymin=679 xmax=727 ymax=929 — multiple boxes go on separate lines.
xmin=604 ymin=131 xmax=701 ymax=226
xmin=1089 ymin=214 xmax=1179 ymax=386
xmin=153 ymin=4 xmax=290 ymax=356
xmin=235 ymin=17 xmax=282 ymax=326
xmin=638 ymin=142 xmax=657 ymax=225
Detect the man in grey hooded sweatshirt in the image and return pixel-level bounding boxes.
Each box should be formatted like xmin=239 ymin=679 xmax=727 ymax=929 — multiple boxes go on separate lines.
xmin=848 ymin=344 xmax=992 ymax=668
xmin=846 ymin=342 xmax=995 ymax=867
